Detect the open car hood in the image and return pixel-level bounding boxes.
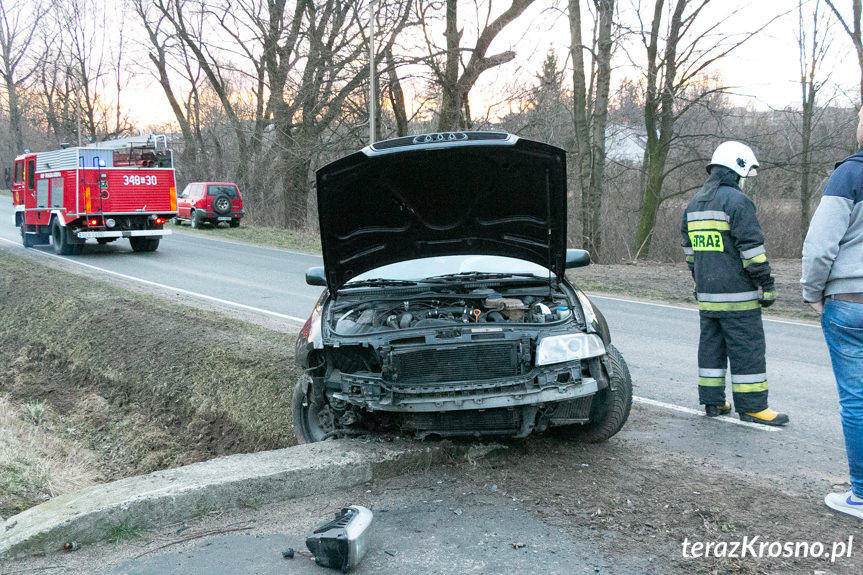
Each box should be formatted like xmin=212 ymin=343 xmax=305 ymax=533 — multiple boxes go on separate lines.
xmin=316 ymin=132 xmax=568 ymax=293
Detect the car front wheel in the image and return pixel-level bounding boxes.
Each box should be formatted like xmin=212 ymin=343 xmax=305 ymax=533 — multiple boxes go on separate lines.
xmin=292 ymin=378 xmax=336 ymax=444
xmin=555 ymin=344 xmax=632 ymax=443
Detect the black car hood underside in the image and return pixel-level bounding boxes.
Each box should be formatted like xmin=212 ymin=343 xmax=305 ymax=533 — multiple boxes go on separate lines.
xmin=316 ymin=133 xmax=568 ymax=293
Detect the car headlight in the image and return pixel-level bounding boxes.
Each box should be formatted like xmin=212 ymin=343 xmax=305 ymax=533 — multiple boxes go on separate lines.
xmin=536 ymin=333 xmax=606 ymax=366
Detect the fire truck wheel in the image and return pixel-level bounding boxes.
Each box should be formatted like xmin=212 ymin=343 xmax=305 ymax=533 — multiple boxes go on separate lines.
xmin=51 ymin=220 xmax=79 ymax=255
xmin=20 ymin=224 xmax=35 ymax=248
xmin=190 ymin=210 xmax=202 ymax=229
xmin=130 ymin=237 xmax=160 ymax=252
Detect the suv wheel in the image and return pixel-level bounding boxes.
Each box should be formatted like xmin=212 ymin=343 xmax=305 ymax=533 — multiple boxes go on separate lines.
xmin=555 ymin=345 xmax=632 ymax=443
xmin=292 ymin=378 xmax=336 ymax=443
xmin=212 ymin=194 xmax=231 ymax=215
xmin=190 ymin=210 xmax=202 ymax=229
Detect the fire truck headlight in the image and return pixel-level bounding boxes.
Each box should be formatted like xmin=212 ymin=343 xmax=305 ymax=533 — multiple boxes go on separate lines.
xmin=105 ymin=218 xmax=116 ymax=228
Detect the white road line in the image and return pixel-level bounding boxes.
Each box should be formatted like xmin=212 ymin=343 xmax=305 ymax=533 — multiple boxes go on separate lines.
xmin=589 ymin=293 xmax=820 ymax=328
xmin=633 ymin=395 xmax=780 ymax=432
xmin=0 ymin=237 xmax=307 ymax=325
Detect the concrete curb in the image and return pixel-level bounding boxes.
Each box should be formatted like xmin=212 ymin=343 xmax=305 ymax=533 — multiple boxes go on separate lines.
xmin=1 ymin=439 xmax=502 ymax=559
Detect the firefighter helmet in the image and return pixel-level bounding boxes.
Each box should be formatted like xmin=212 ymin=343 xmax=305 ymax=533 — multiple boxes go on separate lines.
xmin=707 ymin=141 xmax=759 ymax=177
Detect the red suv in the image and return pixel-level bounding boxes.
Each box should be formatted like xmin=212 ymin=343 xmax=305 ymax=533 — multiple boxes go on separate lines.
xmin=175 ymin=182 xmax=245 ymax=228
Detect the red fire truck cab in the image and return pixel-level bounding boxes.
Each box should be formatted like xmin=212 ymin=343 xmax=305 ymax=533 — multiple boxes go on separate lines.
xmin=11 ymin=135 xmax=178 ymax=254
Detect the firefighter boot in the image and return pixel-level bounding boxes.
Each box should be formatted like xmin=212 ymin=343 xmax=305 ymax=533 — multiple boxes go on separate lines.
xmin=705 ymin=402 xmax=732 ymax=417
xmin=739 ymin=408 xmax=789 ymax=426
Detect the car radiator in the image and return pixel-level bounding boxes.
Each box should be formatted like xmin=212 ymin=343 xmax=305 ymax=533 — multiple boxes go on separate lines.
xmin=387 ymin=342 xmax=522 ymax=385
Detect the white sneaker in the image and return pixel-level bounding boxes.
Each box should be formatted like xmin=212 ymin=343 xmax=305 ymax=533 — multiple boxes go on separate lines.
xmin=825 ymin=490 xmax=863 ymax=520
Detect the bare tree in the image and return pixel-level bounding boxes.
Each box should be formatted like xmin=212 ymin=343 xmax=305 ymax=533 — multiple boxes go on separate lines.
xmin=570 ymin=0 xmax=615 ymax=260
xmin=0 ymin=0 xmax=52 ymax=158
xmin=630 ymin=0 xmax=779 ymax=259
xmin=420 ymin=0 xmax=536 ymax=131
xmin=825 ymin=0 xmax=863 ymax=103
xmin=798 ymin=0 xmax=835 ymax=237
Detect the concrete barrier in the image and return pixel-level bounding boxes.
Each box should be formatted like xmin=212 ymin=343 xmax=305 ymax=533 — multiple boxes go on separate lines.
xmin=1 ymin=439 xmax=502 ymax=559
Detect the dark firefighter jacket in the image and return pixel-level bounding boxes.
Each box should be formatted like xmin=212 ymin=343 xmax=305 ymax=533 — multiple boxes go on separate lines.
xmin=681 ymin=166 xmax=774 ymax=316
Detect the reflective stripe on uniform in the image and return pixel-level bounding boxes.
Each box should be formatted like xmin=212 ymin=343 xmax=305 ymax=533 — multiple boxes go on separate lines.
xmin=688 ymin=210 xmax=730 ymax=222
xmin=683 ymin=246 xmax=694 ymax=255
xmin=732 ymin=382 xmax=768 ymax=393
xmin=686 ymin=255 xmax=694 ymax=263
xmin=740 ymin=242 xmax=767 ymax=269
xmin=699 ymin=377 xmax=726 ymax=387
xmin=739 ymin=245 xmax=765 ymax=260
xmin=697 ymin=291 xmax=760 ymax=302
xmin=699 ymin=301 xmax=761 ymax=311
xmin=731 ymin=373 xmax=767 ymax=384
xmin=742 ymin=253 xmax=767 ymax=268
xmin=688 ymin=220 xmax=731 ymax=231
xmin=699 ymin=368 xmax=727 ymax=378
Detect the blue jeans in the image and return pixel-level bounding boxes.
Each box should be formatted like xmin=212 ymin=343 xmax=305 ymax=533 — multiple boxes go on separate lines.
xmin=822 ymin=299 xmax=863 ymax=497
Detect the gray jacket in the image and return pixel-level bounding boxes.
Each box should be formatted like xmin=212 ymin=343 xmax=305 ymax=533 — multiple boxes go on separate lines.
xmin=801 ymin=152 xmax=863 ymax=302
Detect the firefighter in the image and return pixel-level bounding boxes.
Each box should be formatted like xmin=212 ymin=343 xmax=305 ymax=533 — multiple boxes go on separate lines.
xmin=681 ymin=141 xmax=789 ymax=426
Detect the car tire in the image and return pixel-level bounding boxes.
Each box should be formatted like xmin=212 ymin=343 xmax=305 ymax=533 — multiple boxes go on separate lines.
xmin=51 ymin=219 xmax=80 ymax=255
xmin=130 ymin=237 xmax=160 ymax=252
xmin=292 ymin=377 xmax=335 ymax=444
xmin=169 ymin=217 xmax=179 ymax=225
xmin=229 ymin=219 xmax=240 ymax=228
xmin=190 ymin=210 xmax=201 ymax=229
xmin=555 ymin=344 xmax=632 ymax=443
xmin=212 ymin=194 xmax=231 ymax=215
xmin=20 ymin=222 xmax=35 ymax=248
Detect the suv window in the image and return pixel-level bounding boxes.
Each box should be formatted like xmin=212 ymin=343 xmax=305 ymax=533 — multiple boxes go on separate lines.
xmin=207 ymin=184 xmax=239 ymax=199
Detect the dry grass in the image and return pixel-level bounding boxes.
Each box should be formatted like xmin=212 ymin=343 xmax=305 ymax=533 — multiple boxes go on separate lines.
xmin=169 ymin=221 xmax=321 ymax=254
xmin=0 ymin=395 xmax=100 ymax=519
xmin=0 ymin=250 xmax=301 ymax=519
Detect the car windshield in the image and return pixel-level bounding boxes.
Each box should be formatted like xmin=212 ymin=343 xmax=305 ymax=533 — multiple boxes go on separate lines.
xmin=207 ymin=185 xmax=239 ymax=198
xmin=347 ymin=255 xmax=551 ymax=284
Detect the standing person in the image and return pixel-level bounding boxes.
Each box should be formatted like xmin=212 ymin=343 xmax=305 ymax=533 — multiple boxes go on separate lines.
xmin=681 ymin=141 xmax=789 ymax=426
xmin=802 ymin=106 xmax=863 ymax=519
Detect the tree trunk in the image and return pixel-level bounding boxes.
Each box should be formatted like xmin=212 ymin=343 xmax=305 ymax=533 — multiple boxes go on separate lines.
xmin=385 ymin=48 xmax=408 ymax=137
xmin=569 ymin=0 xmax=614 ymax=261
xmin=633 ymin=0 xmax=684 ymax=260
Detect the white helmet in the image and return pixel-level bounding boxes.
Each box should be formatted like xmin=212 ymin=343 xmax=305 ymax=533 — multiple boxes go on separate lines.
xmin=707 ymin=141 xmax=759 ymax=177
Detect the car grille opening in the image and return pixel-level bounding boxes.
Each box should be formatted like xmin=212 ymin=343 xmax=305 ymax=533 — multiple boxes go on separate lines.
xmin=388 ymin=342 xmax=521 ymax=385
xmin=410 ymin=408 xmax=521 ymax=435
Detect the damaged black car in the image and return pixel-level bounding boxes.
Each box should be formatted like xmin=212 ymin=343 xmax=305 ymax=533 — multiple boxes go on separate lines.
xmin=294 ymin=131 xmax=632 ymax=443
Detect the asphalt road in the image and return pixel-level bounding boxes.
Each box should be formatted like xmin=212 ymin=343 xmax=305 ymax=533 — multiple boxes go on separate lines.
xmin=0 ymin=199 xmax=850 ymax=573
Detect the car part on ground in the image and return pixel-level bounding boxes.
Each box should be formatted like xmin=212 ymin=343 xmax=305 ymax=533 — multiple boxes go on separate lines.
xmin=305 ymin=506 xmax=373 ymax=572
xmin=294 ymin=131 xmax=632 ymax=443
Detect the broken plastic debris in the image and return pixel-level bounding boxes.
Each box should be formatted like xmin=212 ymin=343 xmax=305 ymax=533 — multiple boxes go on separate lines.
xmin=281 ymin=548 xmax=295 ymax=559
xmin=306 ymin=505 xmax=373 ymax=572
xmin=63 ymin=541 xmax=80 ymax=551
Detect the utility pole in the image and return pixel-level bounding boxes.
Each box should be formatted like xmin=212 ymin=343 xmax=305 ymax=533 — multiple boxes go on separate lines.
xmin=369 ymin=0 xmax=376 ymax=144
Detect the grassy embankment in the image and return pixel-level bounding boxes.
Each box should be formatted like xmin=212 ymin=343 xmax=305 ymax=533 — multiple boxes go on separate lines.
xmin=0 ymin=251 xmax=301 ymax=519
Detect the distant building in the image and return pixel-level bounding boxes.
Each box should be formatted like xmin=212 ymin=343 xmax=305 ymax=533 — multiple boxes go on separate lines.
xmin=605 ymin=123 xmax=647 ymax=164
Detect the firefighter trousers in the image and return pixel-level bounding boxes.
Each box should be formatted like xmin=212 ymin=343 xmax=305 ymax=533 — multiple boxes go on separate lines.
xmin=697 ymin=311 xmax=768 ymax=413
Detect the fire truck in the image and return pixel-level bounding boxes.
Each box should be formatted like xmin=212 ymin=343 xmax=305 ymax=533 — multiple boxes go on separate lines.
xmin=11 ymin=135 xmax=178 ymax=254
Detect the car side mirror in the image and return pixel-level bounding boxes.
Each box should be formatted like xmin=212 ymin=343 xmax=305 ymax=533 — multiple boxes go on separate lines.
xmin=305 ymin=266 xmax=327 ymax=286
xmin=565 ymin=249 xmax=591 ymax=269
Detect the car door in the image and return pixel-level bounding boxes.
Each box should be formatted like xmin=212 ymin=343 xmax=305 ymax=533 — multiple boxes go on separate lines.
xmin=177 ymin=184 xmax=192 ymax=218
